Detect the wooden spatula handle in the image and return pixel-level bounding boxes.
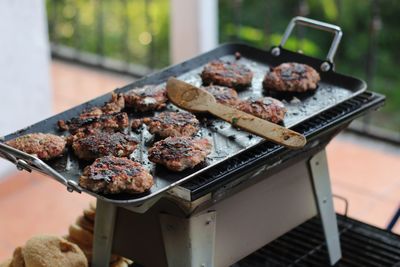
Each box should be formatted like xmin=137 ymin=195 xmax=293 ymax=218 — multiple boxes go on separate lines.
xmin=207 ymin=103 xmax=306 ymax=149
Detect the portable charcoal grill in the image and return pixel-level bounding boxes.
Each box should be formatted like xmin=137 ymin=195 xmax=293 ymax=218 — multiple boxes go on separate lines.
xmin=108 ymin=91 xmax=384 ymax=267
xmin=0 ymin=17 xmax=386 ymax=267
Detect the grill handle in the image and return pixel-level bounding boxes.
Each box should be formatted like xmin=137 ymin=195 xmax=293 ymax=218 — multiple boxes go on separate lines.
xmin=0 ymin=142 xmax=81 ymax=193
xmin=272 ymin=16 xmax=343 ymax=72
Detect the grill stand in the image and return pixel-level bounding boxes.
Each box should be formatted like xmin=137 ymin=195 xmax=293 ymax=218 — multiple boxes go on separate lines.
xmin=160 ymin=212 xmax=217 ymax=267
xmin=92 ymin=149 xmax=341 ymax=267
xmin=88 ymin=90 xmax=387 ymax=266
xmin=309 ymin=150 xmax=341 ymax=265
xmin=90 ymin=150 xmax=342 ymax=267
xmin=92 ymin=200 xmax=117 ymax=267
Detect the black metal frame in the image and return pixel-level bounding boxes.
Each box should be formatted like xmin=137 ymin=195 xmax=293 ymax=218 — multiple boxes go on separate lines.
xmin=388 ymin=206 xmax=400 ymax=232
xmin=234 ymin=214 xmax=400 ymax=266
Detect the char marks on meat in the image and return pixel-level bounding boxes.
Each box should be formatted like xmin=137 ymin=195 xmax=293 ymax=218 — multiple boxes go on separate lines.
xmin=237 ymin=97 xmax=287 ymax=124
xmin=58 ymin=93 xmax=128 ymax=134
xmin=72 ymin=131 xmax=138 ymax=160
xmin=124 ymin=84 xmax=167 ymax=112
xmin=63 ymin=112 xmax=129 ymax=135
xmin=79 ymin=156 xmax=153 ymax=194
xmin=5 ymin=133 xmax=66 ymax=160
xmin=201 ymin=60 xmax=253 ymax=89
xmin=263 ymin=62 xmax=320 ymax=92
xmin=148 ymin=136 xmax=212 ymax=172
xmin=101 ymin=93 xmax=125 ymax=114
xmin=202 ymin=85 xmax=239 ymax=107
xmin=143 ymin=111 xmax=199 ymax=138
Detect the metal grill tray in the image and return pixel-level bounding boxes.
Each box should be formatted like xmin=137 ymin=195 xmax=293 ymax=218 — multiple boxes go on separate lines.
xmin=0 ymin=44 xmax=366 ymax=206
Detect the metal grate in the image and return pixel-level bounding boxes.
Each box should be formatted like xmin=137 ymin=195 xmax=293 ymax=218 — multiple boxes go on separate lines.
xmin=233 ymin=214 xmax=400 ymax=267
xmin=181 ymin=91 xmax=385 ymax=199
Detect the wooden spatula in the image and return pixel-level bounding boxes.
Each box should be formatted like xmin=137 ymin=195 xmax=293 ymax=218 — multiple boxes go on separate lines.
xmin=166 ymin=77 xmax=306 ymax=149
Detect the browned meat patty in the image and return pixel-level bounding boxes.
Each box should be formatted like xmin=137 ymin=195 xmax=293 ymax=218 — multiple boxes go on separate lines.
xmin=148 ymin=137 xmax=212 ymax=172
xmin=236 ymin=97 xmax=287 ymax=124
xmin=202 ymin=85 xmax=239 ymax=106
xmin=143 ymin=112 xmax=199 ymax=138
xmin=75 ymin=93 xmax=125 ymax=120
xmin=58 ymin=93 xmax=126 ymax=133
xmin=60 ymin=112 xmax=129 ymax=135
xmin=79 ymin=156 xmax=153 ymax=194
xmin=201 ymin=60 xmax=253 ymax=89
xmin=263 ymin=63 xmax=320 ymax=92
xmin=124 ymin=84 xmax=167 ymax=112
xmin=6 ymin=133 xmax=66 ymax=160
xmin=72 ymin=131 xmax=138 ymax=160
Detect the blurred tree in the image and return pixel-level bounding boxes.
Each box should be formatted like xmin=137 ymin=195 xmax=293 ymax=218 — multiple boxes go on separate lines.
xmin=47 ymin=0 xmax=400 ymax=131
xmin=47 ymin=0 xmax=170 ymax=68
xmin=219 ymin=0 xmax=400 ymax=132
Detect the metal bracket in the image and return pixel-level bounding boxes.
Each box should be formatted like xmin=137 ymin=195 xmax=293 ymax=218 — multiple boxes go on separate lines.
xmin=16 ymin=159 xmax=32 ymax=172
xmin=272 ymin=16 xmax=343 ymax=72
xmin=0 ymin=141 xmax=82 ymax=193
xmin=160 ymin=211 xmax=216 ymax=267
xmin=309 ymin=150 xmax=342 ymax=265
xmin=120 ymin=194 xmax=164 ymax=214
xmin=92 ymin=199 xmax=118 ymax=267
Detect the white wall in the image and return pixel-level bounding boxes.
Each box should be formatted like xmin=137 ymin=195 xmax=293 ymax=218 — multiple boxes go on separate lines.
xmin=0 ymin=0 xmax=52 ymax=177
xmin=170 ymin=0 xmax=218 ymax=64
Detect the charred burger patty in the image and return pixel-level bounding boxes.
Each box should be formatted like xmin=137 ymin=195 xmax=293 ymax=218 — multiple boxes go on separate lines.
xmin=143 ymin=111 xmax=200 ymax=138
xmin=202 ymin=85 xmax=239 ymax=107
xmin=263 ymin=62 xmax=320 ymax=93
xmin=72 ymin=131 xmax=138 ymax=160
xmin=124 ymin=84 xmax=167 ymax=112
xmin=58 ymin=93 xmax=128 ymax=134
xmin=79 ymin=156 xmax=153 ymax=194
xmin=201 ymin=60 xmax=253 ymax=89
xmin=237 ymin=97 xmax=287 ymax=124
xmin=148 ymin=136 xmax=212 ymax=172
xmin=6 ymin=133 xmax=66 ymax=160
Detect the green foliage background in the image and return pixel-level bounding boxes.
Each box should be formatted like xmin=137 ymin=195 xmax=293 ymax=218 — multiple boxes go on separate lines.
xmin=47 ymin=0 xmax=400 ymax=132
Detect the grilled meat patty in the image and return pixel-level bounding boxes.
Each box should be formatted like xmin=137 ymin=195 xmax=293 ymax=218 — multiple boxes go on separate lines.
xmin=124 ymin=84 xmax=167 ymax=112
xmin=237 ymin=97 xmax=287 ymax=124
xmin=72 ymin=131 xmax=138 ymax=160
xmin=148 ymin=137 xmax=212 ymax=172
xmin=143 ymin=112 xmax=199 ymax=138
xmin=74 ymin=93 xmax=125 ymax=120
xmin=58 ymin=93 xmax=127 ymax=133
xmin=263 ymin=63 xmax=320 ymax=92
xmin=6 ymin=133 xmax=66 ymax=160
xmin=60 ymin=112 xmax=129 ymax=135
xmin=202 ymin=85 xmax=239 ymax=106
xmin=79 ymin=156 xmax=153 ymax=194
xmin=201 ymin=60 xmax=253 ymax=89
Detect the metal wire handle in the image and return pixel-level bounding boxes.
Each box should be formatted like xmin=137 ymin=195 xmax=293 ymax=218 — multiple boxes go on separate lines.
xmin=0 ymin=142 xmax=81 ymax=193
xmin=272 ymin=16 xmax=343 ymax=72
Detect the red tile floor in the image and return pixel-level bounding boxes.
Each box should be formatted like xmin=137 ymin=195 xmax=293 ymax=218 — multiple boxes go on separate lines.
xmin=0 ymin=60 xmax=399 ymax=261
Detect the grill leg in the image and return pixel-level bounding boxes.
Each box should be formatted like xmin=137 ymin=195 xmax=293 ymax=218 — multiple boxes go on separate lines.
xmin=92 ymin=199 xmax=117 ymax=267
xmin=387 ymin=206 xmax=400 ymax=231
xmin=160 ymin=211 xmax=216 ymax=267
xmin=309 ymin=149 xmax=342 ymax=265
